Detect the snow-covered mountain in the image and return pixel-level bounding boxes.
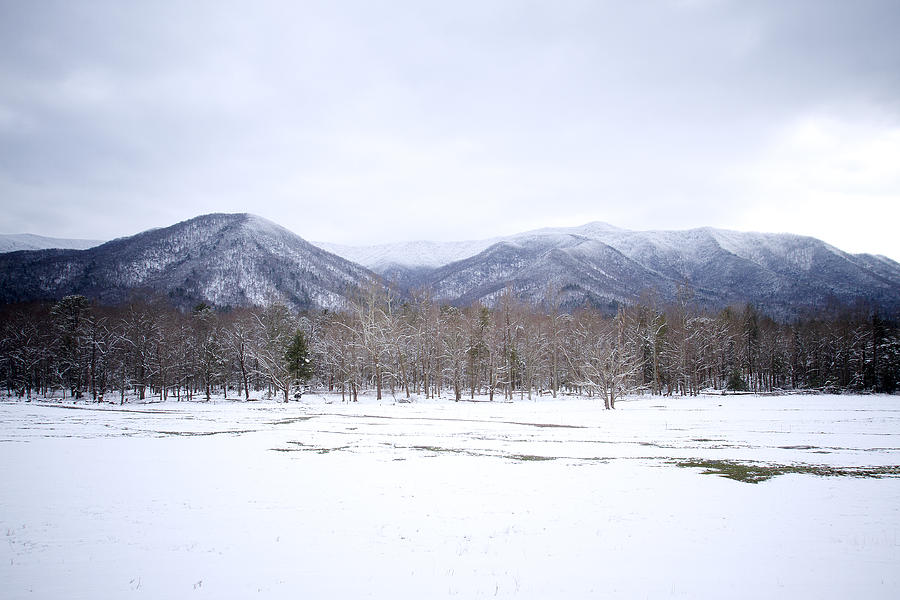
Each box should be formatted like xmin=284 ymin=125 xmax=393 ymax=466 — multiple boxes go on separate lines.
xmin=314 ymin=238 xmax=503 ymax=272
xmin=419 ymin=233 xmax=673 ymax=311
xmin=316 ymin=222 xmax=623 ymax=271
xmin=0 ymin=233 xmax=103 ymax=253
xmin=413 ymin=225 xmax=900 ymax=317
xmin=2 ymin=215 xmax=898 ymax=318
xmin=0 ymin=213 xmax=375 ymax=311
xmin=320 ymin=221 xmax=900 ymax=317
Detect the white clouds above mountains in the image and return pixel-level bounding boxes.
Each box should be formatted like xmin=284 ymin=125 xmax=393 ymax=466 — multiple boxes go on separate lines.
xmin=1 ymin=0 xmax=898 ymax=258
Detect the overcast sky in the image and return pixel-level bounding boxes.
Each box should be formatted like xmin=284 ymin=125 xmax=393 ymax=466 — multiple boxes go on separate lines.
xmin=1 ymin=0 xmax=899 ymax=259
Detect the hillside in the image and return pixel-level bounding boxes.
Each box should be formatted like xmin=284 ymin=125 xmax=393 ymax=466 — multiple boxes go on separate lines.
xmin=326 ymin=223 xmax=900 ymax=317
xmin=0 ymin=233 xmax=103 ymax=253
xmin=0 ymin=213 xmax=375 ymax=311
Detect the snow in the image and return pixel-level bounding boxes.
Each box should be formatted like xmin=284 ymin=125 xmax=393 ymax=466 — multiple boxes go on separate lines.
xmin=521 ymin=221 xmax=624 ymax=238
xmin=314 ymin=223 xmax=621 ymax=271
xmin=2 ymin=394 xmax=899 ymax=598
xmin=0 ymin=233 xmax=103 ymax=253
xmin=315 ymin=222 xmax=900 ymax=285
xmin=315 ymin=238 xmax=503 ymax=271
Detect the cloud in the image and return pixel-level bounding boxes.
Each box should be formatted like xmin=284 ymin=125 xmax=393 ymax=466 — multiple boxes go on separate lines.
xmin=731 ymin=112 xmax=900 ymax=256
xmin=0 ymin=1 xmax=899 ymax=259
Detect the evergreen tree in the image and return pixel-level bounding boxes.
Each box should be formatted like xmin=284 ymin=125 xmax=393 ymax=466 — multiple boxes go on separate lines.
xmin=285 ymin=330 xmax=314 ymax=388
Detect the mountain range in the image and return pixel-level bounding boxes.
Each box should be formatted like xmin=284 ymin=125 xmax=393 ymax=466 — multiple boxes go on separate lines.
xmin=324 ymin=222 xmax=900 ymax=317
xmin=0 ymin=233 xmax=104 ymax=253
xmin=2 ymin=213 xmax=899 ymax=318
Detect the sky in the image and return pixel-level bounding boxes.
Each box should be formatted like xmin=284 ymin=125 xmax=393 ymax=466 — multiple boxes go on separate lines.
xmin=1 ymin=0 xmax=899 ymax=260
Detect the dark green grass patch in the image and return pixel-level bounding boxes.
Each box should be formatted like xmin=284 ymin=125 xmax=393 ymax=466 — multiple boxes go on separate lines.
xmin=507 ymin=454 xmax=557 ymax=462
xmin=675 ymin=458 xmax=900 ymax=484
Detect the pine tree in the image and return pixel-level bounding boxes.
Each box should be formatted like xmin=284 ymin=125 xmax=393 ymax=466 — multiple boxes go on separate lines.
xmin=285 ymin=330 xmax=314 ymax=394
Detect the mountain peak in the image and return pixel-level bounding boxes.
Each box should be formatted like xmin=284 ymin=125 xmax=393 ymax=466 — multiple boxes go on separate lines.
xmin=517 ymin=221 xmax=625 ymax=239
xmin=0 ymin=212 xmax=374 ymax=311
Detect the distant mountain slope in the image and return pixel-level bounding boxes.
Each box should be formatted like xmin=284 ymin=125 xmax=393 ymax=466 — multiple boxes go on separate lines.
xmin=315 ymin=238 xmax=502 ymax=271
xmin=411 ymin=224 xmax=900 ymax=317
xmin=421 ymin=234 xmax=683 ymax=311
xmin=0 ymin=213 xmax=375 ymax=311
xmin=589 ymin=227 xmax=900 ymax=316
xmin=0 ymin=233 xmax=103 ymax=253
xmin=316 ymin=221 xmax=624 ymax=271
xmin=2 ymin=215 xmax=898 ymax=319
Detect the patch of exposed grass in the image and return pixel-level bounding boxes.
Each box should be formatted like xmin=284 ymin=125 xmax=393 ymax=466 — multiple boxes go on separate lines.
xmin=156 ymin=429 xmax=255 ymax=437
xmin=409 ymin=445 xmax=557 ymax=462
xmin=508 ymin=421 xmax=584 ymax=429
xmin=675 ymin=459 xmax=900 ymax=484
xmin=276 ymin=441 xmax=350 ymax=454
xmin=507 ymin=454 xmax=556 ymax=462
xmin=637 ymin=441 xmax=679 ymax=449
xmin=314 ymin=447 xmax=349 ymax=454
xmin=410 ymin=445 xmax=481 ymax=457
xmin=270 ymin=416 xmax=315 ymax=425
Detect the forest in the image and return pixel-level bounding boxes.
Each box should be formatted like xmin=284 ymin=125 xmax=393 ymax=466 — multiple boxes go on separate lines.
xmin=1 ymin=287 xmax=898 ymax=407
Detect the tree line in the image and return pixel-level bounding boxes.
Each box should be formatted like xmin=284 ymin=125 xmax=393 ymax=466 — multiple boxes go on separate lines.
xmin=1 ymin=287 xmax=898 ymax=407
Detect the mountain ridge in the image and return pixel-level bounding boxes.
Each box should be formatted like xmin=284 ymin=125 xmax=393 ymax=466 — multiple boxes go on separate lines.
xmin=319 ymin=222 xmax=900 ymax=318
xmin=0 ymin=233 xmax=104 ymax=253
xmin=0 ymin=213 xmax=375 ymax=311
xmin=2 ymin=213 xmax=898 ymax=319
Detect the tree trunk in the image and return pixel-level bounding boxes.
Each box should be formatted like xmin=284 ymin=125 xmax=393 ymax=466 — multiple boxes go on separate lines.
xmin=241 ymin=360 xmax=249 ymax=400
xmin=375 ymin=359 xmax=382 ymax=400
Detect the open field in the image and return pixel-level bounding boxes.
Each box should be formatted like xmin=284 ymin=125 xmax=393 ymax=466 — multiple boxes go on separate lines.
xmin=2 ymin=393 xmax=899 ymax=598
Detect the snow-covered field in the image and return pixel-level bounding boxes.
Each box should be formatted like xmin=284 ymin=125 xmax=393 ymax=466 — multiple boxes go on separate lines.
xmin=2 ymin=393 xmax=899 ymax=599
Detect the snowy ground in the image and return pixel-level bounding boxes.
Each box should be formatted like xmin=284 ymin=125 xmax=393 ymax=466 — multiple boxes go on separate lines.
xmin=1 ymin=393 xmax=899 ymax=599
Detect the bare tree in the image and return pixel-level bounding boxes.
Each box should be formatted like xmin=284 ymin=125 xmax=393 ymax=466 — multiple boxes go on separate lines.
xmin=439 ymin=306 xmax=468 ymax=401
xmin=251 ymin=303 xmax=296 ymax=402
xmin=223 ymin=309 xmax=256 ymax=400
